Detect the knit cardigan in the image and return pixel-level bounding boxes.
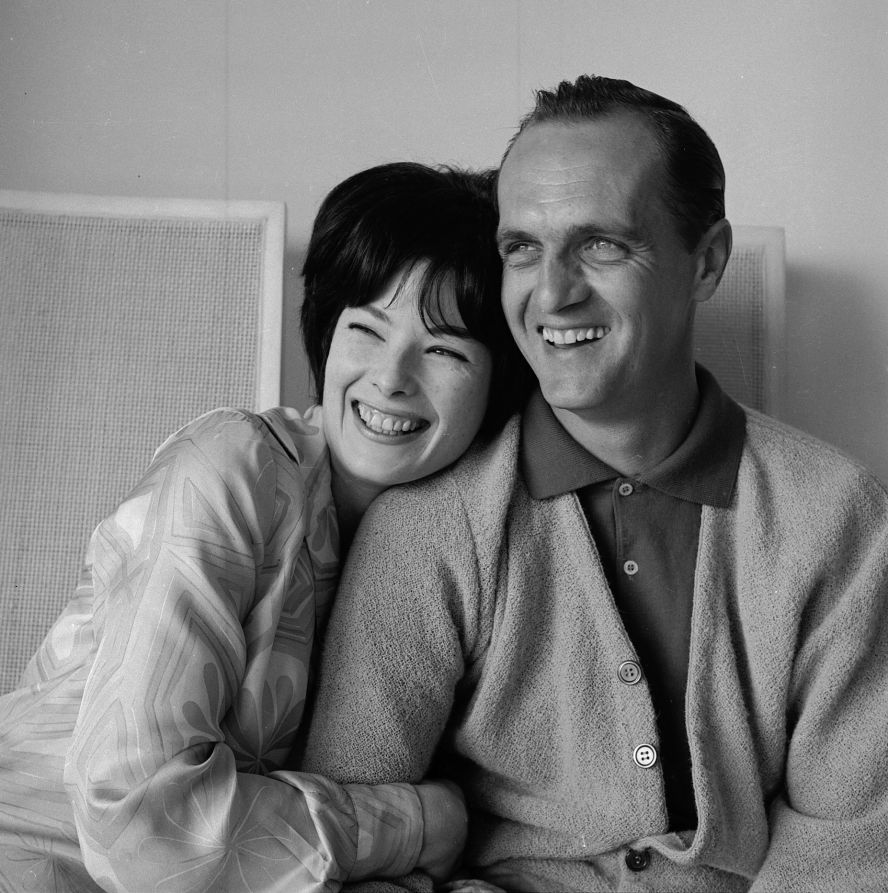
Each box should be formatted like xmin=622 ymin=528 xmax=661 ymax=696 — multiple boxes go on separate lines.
xmin=303 ymin=408 xmax=888 ymax=893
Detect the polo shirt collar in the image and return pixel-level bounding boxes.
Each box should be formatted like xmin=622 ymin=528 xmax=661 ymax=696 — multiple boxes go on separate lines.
xmin=520 ymin=365 xmax=746 ymax=508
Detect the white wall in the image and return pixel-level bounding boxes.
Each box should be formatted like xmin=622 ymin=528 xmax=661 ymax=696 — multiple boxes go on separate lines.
xmin=2 ymin=0 xmax=886 ymax=480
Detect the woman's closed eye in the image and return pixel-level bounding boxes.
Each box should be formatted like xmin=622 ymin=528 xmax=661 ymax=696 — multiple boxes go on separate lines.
xmin=347 ymin=321 xmax=383 ymax=339
xmin=427 ymin=344 xmax=468 ymax=362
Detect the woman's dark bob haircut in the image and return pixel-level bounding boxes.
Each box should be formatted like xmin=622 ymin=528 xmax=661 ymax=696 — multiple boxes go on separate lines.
xmin=301 ymin=161 xmax=530 ymax=434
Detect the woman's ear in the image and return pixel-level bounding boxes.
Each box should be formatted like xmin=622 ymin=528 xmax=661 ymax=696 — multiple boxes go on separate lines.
xmin=693 ymin=218 xmax=732 ymax=305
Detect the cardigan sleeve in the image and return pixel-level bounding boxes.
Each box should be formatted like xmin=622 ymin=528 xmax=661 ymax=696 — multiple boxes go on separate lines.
xmin=302 ymin=483 xmax=482 ymax=892
xmin=750 ymin=477 xmax=888 ymax=892
xmin=64 ymin=410 xmax=423 ymax=892
xmin=302 ymin=481 xmax=478 ymax=785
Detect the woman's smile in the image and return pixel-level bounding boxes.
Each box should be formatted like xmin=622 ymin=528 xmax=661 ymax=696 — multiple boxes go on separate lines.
xmin=352 ymin=399 xmax=430 ymax=438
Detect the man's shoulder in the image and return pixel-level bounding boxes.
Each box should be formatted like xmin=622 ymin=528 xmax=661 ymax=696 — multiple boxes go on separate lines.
xmin=741 ymin=407 xmax=888 ymax=503
xmin=354 ymin=417 xmax=524 ymax=585
xmin=372 ymin=415 xmax=524 ymax=525
xmin=404 ymin=414 xmax=521 ymax=494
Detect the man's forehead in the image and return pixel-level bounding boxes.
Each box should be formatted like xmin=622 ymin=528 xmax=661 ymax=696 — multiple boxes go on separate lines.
xmin=499 ymin=116 xmax=661 ymax=188
xmin=497 ymin=116 xmax=665 ymax=220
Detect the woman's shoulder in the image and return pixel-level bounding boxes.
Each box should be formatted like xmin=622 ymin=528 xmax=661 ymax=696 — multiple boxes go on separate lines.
xmin=258 ymin=404 xmax=327 ymax=469
xmin=142 ymin=406 xmax=327 ymax=521
xmin=108 ymin=406 xmax=331 ymax=556
xmin=153 ymin=405 xmax=325 ymax=468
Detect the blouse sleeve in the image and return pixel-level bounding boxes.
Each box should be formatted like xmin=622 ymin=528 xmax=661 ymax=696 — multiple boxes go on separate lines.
xmin=63 ymin=410 xmax=423 ymax=892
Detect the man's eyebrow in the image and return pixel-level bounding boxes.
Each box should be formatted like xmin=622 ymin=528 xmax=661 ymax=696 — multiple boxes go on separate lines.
xmin=497 ymin=222 xmax=644 ymax=245
xmin=580 ymin=222 xmax=645 ymax=242
xmin=495 ymin=228 xmax=534 ymax=247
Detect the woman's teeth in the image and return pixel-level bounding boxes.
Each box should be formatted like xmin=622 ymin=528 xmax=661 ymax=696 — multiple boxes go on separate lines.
xmin=356 ymin=402 xmax=424 ymax=435
xmin=542 ymin=325 xmax=610 ymax=345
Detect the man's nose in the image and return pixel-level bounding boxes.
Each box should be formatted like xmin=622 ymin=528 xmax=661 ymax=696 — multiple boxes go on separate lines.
xmin=534 ymin=255 xmax=586 ymax=313
xmin=371 ymin=345 xmax=417 ymax=397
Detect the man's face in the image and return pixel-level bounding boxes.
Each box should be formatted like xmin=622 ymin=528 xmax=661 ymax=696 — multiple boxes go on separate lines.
xmin=496 ymin=114 xmax=703 ymax=423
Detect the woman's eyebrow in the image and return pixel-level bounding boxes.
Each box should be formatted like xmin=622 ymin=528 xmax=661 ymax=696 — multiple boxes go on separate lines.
xmin=426 ymin=323 xmax=471 ymax=338
xmin=354 ymin=304 xmax=390 ymax=324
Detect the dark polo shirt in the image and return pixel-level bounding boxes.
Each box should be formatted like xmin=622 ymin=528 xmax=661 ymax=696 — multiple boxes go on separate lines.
xmin=520 ymin=365 xmax=746 ymax=831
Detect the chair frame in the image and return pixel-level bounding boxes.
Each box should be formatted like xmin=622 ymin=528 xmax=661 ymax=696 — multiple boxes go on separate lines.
xmin=693 ymin=224 xmax=786 ymax=417
xmin=0 ymin=189 xmax=286 ymax=692
xmin=0 ymin=190 xmax=285 ymax=409
xmin=728 ymin=224 xmax=786 ymax=417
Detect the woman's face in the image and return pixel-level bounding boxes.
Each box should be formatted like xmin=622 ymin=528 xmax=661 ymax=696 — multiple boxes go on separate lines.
xmin=322 ymin=264 xmax=493 ymax=499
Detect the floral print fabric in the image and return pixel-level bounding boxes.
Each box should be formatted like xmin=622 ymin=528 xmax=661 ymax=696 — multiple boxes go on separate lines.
xmin=0 ymin=406 xmax=422 ymax=892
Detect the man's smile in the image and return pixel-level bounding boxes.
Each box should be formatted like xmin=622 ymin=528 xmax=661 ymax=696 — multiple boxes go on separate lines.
xmin=541 ymin=325 xmax=611 ymax=346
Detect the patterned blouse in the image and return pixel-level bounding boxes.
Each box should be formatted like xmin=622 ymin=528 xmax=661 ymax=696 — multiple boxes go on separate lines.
xmin=0 ymin=406 xmax=423 ymax=892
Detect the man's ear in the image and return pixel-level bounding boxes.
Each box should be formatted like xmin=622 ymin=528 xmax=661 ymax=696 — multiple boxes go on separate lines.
xmin=692 ymin=218 xmax=732 ymax=305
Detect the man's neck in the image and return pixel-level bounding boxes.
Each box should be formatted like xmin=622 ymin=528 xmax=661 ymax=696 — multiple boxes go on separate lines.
xmin=551 ymin=380 xmax=701 ymax=477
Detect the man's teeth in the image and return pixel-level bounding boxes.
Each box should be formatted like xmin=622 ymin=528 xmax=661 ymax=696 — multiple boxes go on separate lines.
xmin=356 ymin=402 xmax=423 ymax=435
xmin=542 ymin=325 xmax=610 ymax=345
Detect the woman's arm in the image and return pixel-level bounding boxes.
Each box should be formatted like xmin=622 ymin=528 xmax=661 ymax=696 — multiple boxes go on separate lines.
xmin=63 ymin=410 xmax=448 ymax=891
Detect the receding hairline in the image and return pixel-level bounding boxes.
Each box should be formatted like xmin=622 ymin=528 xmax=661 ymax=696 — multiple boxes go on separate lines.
xmin=497 ymin=112 xmax=673 ymax=222
xmin=500 ymin=107 xmax=665 ymax=172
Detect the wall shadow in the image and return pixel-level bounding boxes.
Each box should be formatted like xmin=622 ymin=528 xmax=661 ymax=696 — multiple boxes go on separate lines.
xmin=784 ymin=260 xmax=888 ymax=482
xmin=281 ymin=242 xmax=312 ymax=411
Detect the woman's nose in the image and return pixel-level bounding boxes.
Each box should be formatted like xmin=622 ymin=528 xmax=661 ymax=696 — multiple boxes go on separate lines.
xmin=534 ymin=255 xmax=586 ymax=313
xmin=371 ymin=346 xmax=417 ymax=397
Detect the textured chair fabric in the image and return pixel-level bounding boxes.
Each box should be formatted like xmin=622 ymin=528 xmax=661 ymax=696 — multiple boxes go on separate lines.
xmin=694 ymin=226 xmax=786 ymax=416
xmin=0 ymin=191 xmax=285 ymax=693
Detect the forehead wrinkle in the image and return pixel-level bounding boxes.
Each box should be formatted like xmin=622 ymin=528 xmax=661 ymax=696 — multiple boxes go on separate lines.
xmin=520 ymin=158 xmax=617 ymax=179
xmin=503 ymin=123 xmax=663 ymax=200
xmin=505 ymin=180 xmax=639 ymax=226
xmin=531 ymin=190 xmax=603 ymax=206
xmin=504 ymin=162 xmax=661 ymax=233
xmin=505 ymin=160 xmax=635 ymax=197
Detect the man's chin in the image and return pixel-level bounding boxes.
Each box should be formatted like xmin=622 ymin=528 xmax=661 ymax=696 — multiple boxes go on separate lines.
xmin=539 ymin=386 xmax=608 ymax=416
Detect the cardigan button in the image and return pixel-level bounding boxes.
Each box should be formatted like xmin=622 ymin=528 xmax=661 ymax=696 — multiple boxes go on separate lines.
xmin=633 ymin=744 xmax=658 ymax=768
xmin=618 ymin=660 xmax=643 ymax=685
xmin=625 ymin=848 xmax=651 ymax=871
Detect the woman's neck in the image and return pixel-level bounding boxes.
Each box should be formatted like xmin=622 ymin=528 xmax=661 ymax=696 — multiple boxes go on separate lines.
xmin=330 ymin=469 xmax=383 ymax=554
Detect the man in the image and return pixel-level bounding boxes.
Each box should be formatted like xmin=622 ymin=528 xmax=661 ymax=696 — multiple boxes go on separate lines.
xmin=302 ymin=76 xmax=888 ymax=891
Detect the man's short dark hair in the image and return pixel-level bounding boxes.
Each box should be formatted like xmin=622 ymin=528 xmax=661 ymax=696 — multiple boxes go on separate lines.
xmin=301 ymin=161 xmax=530 ymax=433
xmin=503 ymin=75 xmax=726 ymax=251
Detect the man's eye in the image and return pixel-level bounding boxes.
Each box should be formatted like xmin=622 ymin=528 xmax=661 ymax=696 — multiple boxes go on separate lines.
xmin=501 ymin=242 xmax=540 ymax=265
xmin=580 ymin=238 xmax=627 ymax=262
xmin=504 ymin=242 xmax=534 ymax=255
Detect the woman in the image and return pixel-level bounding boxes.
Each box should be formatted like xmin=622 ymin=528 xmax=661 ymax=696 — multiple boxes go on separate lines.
xmin=0 ymin=163 xmax=527 ymax=892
